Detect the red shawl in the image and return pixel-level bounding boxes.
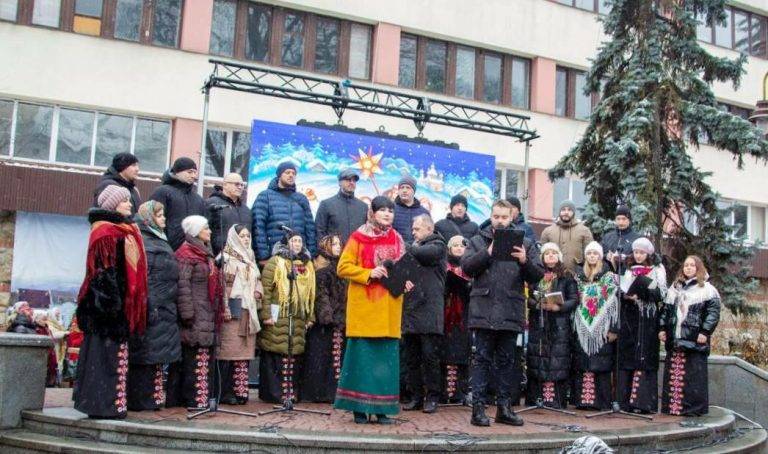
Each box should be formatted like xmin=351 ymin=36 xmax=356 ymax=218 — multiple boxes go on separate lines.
xmin=77 ymin=220 xmax=148 ymax=336
xmin=349 ymin=223 xmax=404 ymax=300
xmin=175 ymin=240 xmax=223 ymax=326
xmin=445 ymin=263 xmax=469 ymax=332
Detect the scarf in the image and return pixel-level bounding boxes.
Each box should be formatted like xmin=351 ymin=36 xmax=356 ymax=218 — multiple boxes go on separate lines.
xmin=621 ymin=264 xmax=668 ymax=317
xmin=272 ymin=254 xmax=316 ymax=319
xmin=665 ymin=279 xmax=720 ymax=339
xmin=135 ymin=201 xmax=167 ymax=240
xmin=445 ymin=262 xmax=469 ymax=332
xmin=220 ymin=226 xmax=262 ymax=334
xmin=77 ymin=219 xmax=148 ymax=336
xmin=175 ymin=237 xmax=223 ymax=326
xmin=349 ymin=221 xmax=405 ymax=300
xmin=575 ymin=272 xmax=619 ymax=355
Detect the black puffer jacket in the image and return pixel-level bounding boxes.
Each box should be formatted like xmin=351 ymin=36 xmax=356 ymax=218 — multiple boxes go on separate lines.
xmin=435 ymin=214 xmax=480 ymax=241
xmin=149 ymin=171 xmax=206 ymax=250
xmin=129 ymin=224 xmax=181 ymax=365
xmin=93 ymin=167 xmax=142 ymax=215
xmin=205 ymin=187 xmax=252 ymax=255
xmin=572 ymin=269 xmax=619 ymax=372
xmin=8 ymin=314 xmax=37 ymax=334
xmin=461 ymin=227 xmax=543 ymax=332
xmin=402 ymin=232 xmax=448 ymax=334
xmin=660 ymin=278 xmax=721 ymax=354
xmin=526 ymin=272 xmax=578 ymax=381
xmin=314 ymin=256 xmax=347 ymax=329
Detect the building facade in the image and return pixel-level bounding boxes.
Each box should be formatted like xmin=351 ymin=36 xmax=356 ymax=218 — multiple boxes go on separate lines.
xmin=0 ymin=0 xmax=767 ymax=312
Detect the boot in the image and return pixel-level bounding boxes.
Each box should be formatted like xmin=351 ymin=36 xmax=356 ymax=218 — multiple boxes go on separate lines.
xmin=402 ymin=398 xmax=423 ymax=411
xmin=375 ymin=414 xmax=394 ymax=425
xmin=422 ymin=399 xmax=438 ymax=414
xmin=495 ymin=402 xmax=524 ymax=426
xmin=471 ymin=402 xmax=490 ymax=427
xmin=353 ymin=412 xmax=368 ymax=424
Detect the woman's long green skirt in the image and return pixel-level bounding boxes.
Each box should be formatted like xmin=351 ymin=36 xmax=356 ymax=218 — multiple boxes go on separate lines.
xmin=333 ymin=337 xmax=399 ymax=415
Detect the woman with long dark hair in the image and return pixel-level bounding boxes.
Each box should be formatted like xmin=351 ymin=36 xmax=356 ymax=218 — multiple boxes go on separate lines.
xmin=526 ymin=242 xmax=578 ymax=409
xmin=659 ymin=255 xmax=720 ymax=416
xmin=74 ymin=185 xmax=147 ymax=419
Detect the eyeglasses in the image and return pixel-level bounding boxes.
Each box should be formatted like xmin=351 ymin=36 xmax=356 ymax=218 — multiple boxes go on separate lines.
xmin=225 ymin=181 xmax=247 ymax=188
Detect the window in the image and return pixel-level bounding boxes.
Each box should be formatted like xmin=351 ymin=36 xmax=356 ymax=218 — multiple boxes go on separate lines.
xmin=210 ymin=0 xmax=236 ymax=56
xmin=511 ymin=57 xmax=530 ymax=109
xmin=750 ymin=206 xmax=766 ymax=243
xmin=574 ymin=0 xmax=594 ymax=11
xmin=696 ymin=12 xmax=713 ymax=43
xmin=114 ymin=0 xmax=142 ymax=42
xmin=715 ymin=7 xmax=733 ymax=48
xmin=751 ymin=15 xmax=767 ymax=57
xmin=398 ymin=34 xmax=417 ymax=88
xmin=494 ymin=168 xmax=521 ymax=200
xmin=32 ymin=0 xmax=61 ymax=27
xmin=205 ymin=128 xmax=251 ymax=180
xmin=697 ymin=7 xmax=768 ymax=59
xmin=597 ymin=0 xmax=612 ymax=14
xmin=556 ymin=66 xmax=593 ymax=119
xmin=152 ymin=0 xmax=182 ymax=47
xmin=0 ymin=0 xmax=18 ymax=21
xmin=453 ymin=47 xmax=475 ymax=99
xmin=425 ymin=40 xmax=447 ymax=93
xmin=552 ymin=177 xmax=588 ymax=218
xmin=555 ymin=68 xmax=568 ymax=117
xmin=281 ymin=11 xmax=305 ymax=67
xmin=574 ymin=71 xmax=591 ymax=120
xmin=482 ymin=53 xmax=502 ymax=103
xmin=73 ymin=0 xmax=102 ymax=36
xmin=314 ymin=17 xmax=340 ymax=74
xmin=735 ymin=10 xmax=750 ymax=53
xmin=245 ymin=3 xmax=272 ymax=62
xmin=2 ymin=99 xmax=170 ymax=172
xmin=554 ymin=0 xmax=610 ymax=14
xmin=348 ymin=23 xmax=372 ymax=79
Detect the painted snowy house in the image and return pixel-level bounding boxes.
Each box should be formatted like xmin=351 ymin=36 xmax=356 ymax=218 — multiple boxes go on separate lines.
xmin=419 ymin=163 xmax=445 ymax=192
xmin=308 ymin=159 xmax=328 ymax=172
xmin=455 ymin=185 xmax=493 ymax=208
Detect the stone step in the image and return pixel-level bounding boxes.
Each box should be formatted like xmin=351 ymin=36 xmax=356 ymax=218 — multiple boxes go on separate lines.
xmin=0 ymin=429 xmax=187 ymax=453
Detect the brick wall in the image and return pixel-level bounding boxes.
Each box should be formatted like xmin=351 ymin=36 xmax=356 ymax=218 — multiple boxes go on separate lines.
xmin=0 ymin=210 xmax=15 ymax=327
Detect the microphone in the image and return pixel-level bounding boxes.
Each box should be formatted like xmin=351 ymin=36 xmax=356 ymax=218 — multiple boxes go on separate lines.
xmin=280 ymin=224 xmax=295 ymax=235
xmin=210 ymin=205 xmax=226 ymax=211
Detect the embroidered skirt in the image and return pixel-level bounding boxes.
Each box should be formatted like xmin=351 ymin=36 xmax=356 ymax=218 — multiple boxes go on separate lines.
xmin=73 ymin=335 xmax=128 ymax=418
xmin=661 ymin=349 xmax=709 ymax=416
xmin=618 ymin=368 xmax=658 ymax=413
xmin=334 ymin=337 xmax=400 ymax=416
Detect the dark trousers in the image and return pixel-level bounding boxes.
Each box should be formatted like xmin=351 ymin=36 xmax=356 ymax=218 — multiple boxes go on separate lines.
xmin=404 ymin=333 xmax=442 ymax=402
xmin=471 ymin=329 xmax=519 ymax=405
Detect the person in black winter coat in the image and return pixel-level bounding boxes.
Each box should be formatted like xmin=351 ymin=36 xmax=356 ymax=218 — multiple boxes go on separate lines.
xmin=659 ymin=255 xmax=721 ymax=416
xmin=205 ymin=173 xmax=252 ymax=255
xmin=525 ymin=242 xmax=578 ymax=409
xmin=571 ymin=241 xmax=619 ymax=410
xmin=401 ymin=214 xmax=448 ymax=414
xmin=442 ymin=235 xmax=472 ymax=404
xmin=93 ymin=153 xmax=142 ymax=215
xmin=127 ymin=201 xmax=181 ymax=411
xmin=600 ymin=205 xmax=641 ymax=274
xmin=461 ymin=199 xmax=543 ymax=427
xmin=392 ymin=175 xmax=430 ymax=244
xmin=435 ymin=194 xmax=480 ymax=241
xmin=315 ymin=170 xmax=368 ymax=246
xmin=149 ymin=157 xmax=206 ymax=250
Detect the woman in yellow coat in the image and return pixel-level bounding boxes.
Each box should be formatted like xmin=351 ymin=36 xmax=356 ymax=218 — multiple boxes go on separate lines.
xmin=334 ymin=196 xmax=409 ymax=424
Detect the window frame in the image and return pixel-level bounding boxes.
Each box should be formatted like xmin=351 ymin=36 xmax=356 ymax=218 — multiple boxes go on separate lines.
xmin=697 ymin=6 xmax=768 ymax=59
xmin=0 ymin=98 xmax=170 ymax=175
xmin=555 ymin=66 xmax=594 ymax=119
xmin=204 ymin=126 xmax=252 ymax=181
xmin=494 ymin=166 xmax=523 ymax=201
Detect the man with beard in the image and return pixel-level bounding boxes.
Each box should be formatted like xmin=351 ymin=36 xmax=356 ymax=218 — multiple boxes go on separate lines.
xmin=252 ymin=162 xmax=316 ymax=263
xmin=461 ymin=199 xmax=543 ymax=427
xmin=540 ymin=200 xmax=594 ymax=272
xmin=315 ymin=169 xmax=368 ymax=246
xmin=435 ymin=194 xmax=480 ymax=240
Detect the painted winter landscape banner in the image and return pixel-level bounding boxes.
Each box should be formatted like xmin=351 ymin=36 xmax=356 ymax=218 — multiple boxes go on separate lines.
xmin=247 ymin=120 xmax=496 ymax=222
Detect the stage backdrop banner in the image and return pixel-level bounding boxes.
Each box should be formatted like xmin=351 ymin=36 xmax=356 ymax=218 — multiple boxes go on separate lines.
xmin=247 ymin=120 xmax=496 ymax=222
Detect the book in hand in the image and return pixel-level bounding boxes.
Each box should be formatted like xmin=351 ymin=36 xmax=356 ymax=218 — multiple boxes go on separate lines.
xmin=543 ymin=291 xmax=564 ymax=307
xmin=491 ymin=228 xmax=525 ymax=262
xmin=380 ymin=253 xmax=420 ymax=297
xmin=621 ymin=275 xmax=653 ymax=301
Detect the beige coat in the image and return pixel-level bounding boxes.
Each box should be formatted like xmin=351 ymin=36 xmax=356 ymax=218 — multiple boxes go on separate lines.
xmin=540 ymin=218 xmax=594 ymax=272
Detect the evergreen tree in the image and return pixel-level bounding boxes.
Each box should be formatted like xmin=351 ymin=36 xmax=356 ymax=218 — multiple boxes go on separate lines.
xmin=549 ymin=0 xmax=768 ymax=312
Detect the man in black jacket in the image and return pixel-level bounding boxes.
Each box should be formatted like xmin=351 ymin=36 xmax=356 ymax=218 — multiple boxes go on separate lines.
xmin=205 ymin=172 xmax=251 ymax=255
xmin=401 ymin=214 xmax=447 ymax=414
xmin=93 ymin=153 xmax=142 ymax=214
xmin=315 ymin=169 xmax=368 ymax=245
xmin=149 ymin=157 xmax=206 ymax=250
xmin=435 ymin=194 xmax=480 ymax=240
xmin=461 ymin=199 xmax=543 ymax=427
xmin=600 ymin=205 xmax=641 ymax=273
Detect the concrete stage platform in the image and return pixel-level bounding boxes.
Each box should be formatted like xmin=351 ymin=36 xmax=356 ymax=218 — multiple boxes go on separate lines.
xmin=0 ymin=388 xmax=765 ymax=453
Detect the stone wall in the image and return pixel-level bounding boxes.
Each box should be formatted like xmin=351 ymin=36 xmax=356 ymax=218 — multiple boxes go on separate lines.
xmin=0 ymin=211 xmax=14 ymax=328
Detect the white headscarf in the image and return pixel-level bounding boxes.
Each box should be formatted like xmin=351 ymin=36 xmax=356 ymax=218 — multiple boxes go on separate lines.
xmin=220 ymin=225 xmax=262 ymax=334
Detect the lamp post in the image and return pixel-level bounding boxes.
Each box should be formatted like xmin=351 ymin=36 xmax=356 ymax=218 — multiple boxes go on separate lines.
xmin=748 ymin=72 xmax=768 ymax=137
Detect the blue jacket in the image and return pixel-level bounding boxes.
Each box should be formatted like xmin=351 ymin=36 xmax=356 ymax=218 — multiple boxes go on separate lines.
xmin=251 ymin=177 xmax=316 ymax=260
xmin=393 ymin=196 xmax=430 ymax=244
xmin=479 ymin=213 xmax=537 ymax=243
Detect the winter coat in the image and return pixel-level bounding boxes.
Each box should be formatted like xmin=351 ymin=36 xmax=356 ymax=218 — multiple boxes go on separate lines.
xmin=93 ymin=167 xmax=142 ymax=215
xmin=205 ymin=188 xmax=252 ymax=256
xmin=540 ymin=218 xmax=594 ymax=272
xmin=129 ymin=224 xmax=181 ymax=365
xmin=176 ymin=237 xmax=217 ymax=348
xmin=252 ymin=177 xmax=316 ymax=261
xmin=660 ymin=278 xmax=721 ymax=354
xmin=314 ymin=257 xmax=347 ymax=329
xmin=257 ymin=245 xmax=316 ymax=355
xmin=526 ymin=272 xmax=578 ymax=381
xmin=402 ymin=233 xmax=448 ymax=334
xmin=435 ymin=214 xmax=480 ymax=241
xmin=8 ymin=314 xmax=37 ymax=334
xmin=479 ymin=213 xmax=537 ymax=243
xmin=572 ymin=268 xmax=619 ymax=372
xmin=315 ymin=191 xmax=369 ymax=246
xmin=149 ymin=171 xmax=206 ymax=250
xmin=618 ymin=264 xmax=667 ymax=371
xmin=443 ymin=257 xmax=471 ymax=365
xmin=460 ymin=227 xmax=543 ymax=332
xmin=393 ymin=196 xmax=430 ymax=244
xmin=600 ymin=226 xmax=642 ymax=273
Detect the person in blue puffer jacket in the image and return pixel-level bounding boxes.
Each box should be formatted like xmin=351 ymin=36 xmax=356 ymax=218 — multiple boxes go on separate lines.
xmin=251 ymin=162 xmax=317 ymax=262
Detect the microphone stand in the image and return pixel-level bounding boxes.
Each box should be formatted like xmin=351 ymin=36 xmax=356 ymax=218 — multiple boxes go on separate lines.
xmin=587 ymin=226 xmax=652 ymax=421
xmin=189 ymin=202 xmax=260 ymax=420
xmin=259 ymin=254 xmax=330 ymax=417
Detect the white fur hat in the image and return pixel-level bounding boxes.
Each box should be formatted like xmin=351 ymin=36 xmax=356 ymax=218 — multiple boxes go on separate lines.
xmin=181 ymin=215 xmax=209 ymax=238
xmin=584 ymin=241 xmax=604 ymax=258
xmin=540 ymin=242 xmax=563 ymax=262
xmin=632 ymin=237 xmax=655 ymax=255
